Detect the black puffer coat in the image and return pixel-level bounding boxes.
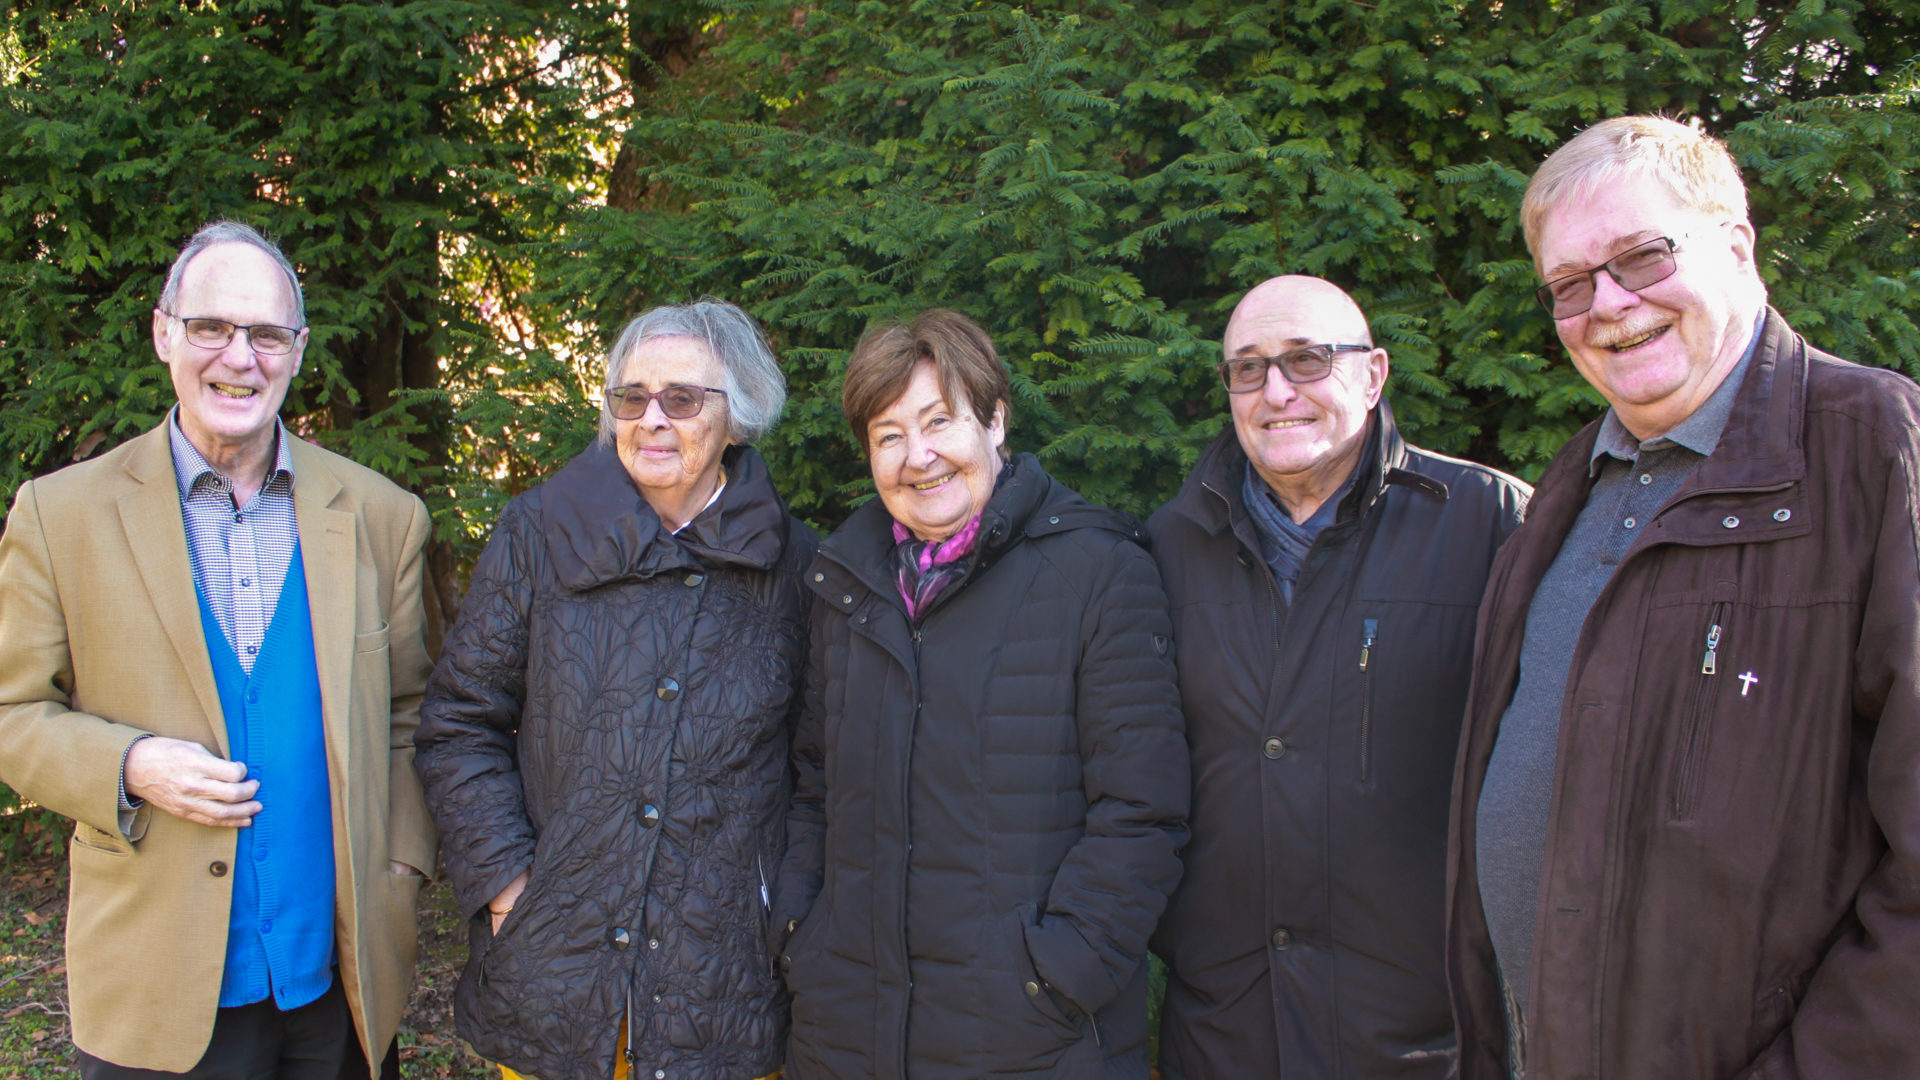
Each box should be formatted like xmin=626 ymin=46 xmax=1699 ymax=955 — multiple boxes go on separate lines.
xmin=415 ymin=443 xmax=816 ymax=1080
xmin=1147 ymin=408 xmax=1527 ymax=1079
xmin=771 ymin=453 xmax=1190 ymax=1080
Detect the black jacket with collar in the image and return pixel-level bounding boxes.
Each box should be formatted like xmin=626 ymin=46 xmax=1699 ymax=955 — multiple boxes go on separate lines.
xmin=1148 ymin=403 xmax=1527 ymax=1079
xmin=415 ymin=442 xmax=816 ymax=1080
xmin=774 ymin=452 xmax=1190 ymax=1080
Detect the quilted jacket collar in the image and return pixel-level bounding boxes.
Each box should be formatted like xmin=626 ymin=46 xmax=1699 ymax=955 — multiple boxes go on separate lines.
xmin=542 ymin=441 xmax=792 ymax=591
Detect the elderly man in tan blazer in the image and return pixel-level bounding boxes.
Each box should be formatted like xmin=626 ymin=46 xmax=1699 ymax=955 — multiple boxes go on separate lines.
xmin=0 ymin=221 xmax=436 ymax=1079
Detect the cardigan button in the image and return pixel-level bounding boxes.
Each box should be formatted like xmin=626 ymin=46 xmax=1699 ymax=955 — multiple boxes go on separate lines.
xmin=209 ymin=861 xmax=228 ymax=877
xmin=656 ymin=678 xmax=681 ymax=701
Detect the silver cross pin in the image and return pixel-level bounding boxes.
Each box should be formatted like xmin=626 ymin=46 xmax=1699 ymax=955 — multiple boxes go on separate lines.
xmin=1739 ymin=671 xmax=1759 ymax=697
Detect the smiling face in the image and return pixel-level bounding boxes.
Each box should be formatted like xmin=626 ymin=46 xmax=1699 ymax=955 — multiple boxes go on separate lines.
xmin=1223 ymin=276 xmax=1388 ymax=520
xmin=1534 ymin=177 xmax=1761 ymax=439
xmin=611 ymin=335 xmax=735 ymax=526
xmin=867 ymin=361 xmax=1007 ymax=542
xmin=153 ymin=242 xmax=306 ymax=471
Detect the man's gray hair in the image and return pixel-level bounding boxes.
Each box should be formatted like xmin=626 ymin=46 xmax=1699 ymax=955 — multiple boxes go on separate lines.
xmin=598 ymin=299 xmax=787 ymax=446
xmin=158 ymin=221 xmax=306 ymax=326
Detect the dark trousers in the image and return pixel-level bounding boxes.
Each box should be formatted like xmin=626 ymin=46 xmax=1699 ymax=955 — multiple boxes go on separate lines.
xmin=77 ymin=972 xmax=399 ymax=1080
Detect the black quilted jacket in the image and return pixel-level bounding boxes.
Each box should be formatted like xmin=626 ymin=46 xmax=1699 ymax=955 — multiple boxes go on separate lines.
xmin=772 ymin=454 xmax=1190 ymax=1080
xmin=415 ymin=442 xmax=816 ymax=1080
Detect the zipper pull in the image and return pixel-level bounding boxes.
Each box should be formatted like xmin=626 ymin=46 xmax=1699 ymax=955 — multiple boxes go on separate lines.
xmin=1701 ymin=623 xmax=1722 ymax=675
xmin=1359 ymin=619 xmax=1378 ymax=672
xmin=756 ymin=854 xmax=771 ymax=912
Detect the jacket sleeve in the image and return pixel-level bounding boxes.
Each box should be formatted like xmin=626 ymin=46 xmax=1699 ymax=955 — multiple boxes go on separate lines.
xmin=771 ymin=590 xmax=830 ymax=957
xmin=0 ymin=480 xmax=152 ymax=840
xmin=383 ymin=495 xmax=438 ymax=876
xmin=1026 ymin=537 xmax=1191 ymax=1016
xmin=413 ymin=497 xmax=539 ymax=919
xmin=1737 ymin=428 xmax=1920 ymax=1080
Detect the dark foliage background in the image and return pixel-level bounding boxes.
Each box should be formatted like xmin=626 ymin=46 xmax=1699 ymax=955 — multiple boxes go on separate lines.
xmin=2 ymin=0 xmax=1917 ymax=845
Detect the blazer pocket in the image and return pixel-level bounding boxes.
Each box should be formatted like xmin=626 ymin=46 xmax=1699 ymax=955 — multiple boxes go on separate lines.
xmin=72 ymin=821 xmax=132 ymax=857
xmin=353 ymin=623 xmax=391 ymax=653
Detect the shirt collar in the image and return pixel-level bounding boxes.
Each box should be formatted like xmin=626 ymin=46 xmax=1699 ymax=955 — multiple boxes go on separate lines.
xmin=167 ymin=406 xmax=296 ymax=500
xmin=1588 ymin=307 xmax=1765 ymax=475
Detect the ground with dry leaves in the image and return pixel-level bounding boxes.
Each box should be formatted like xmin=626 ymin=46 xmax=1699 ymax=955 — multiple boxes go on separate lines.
xmin=0 ymin=851 xmax=491 ymax=1079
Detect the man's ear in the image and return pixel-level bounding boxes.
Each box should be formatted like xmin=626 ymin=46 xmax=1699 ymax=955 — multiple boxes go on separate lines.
xmin=1728 ymin=220 xmax=1759 ymax=276
xmin=1366 ymin=348 xmax=1390 ymax=409
xmin=152 ymin=309 xmax=173 ymax=362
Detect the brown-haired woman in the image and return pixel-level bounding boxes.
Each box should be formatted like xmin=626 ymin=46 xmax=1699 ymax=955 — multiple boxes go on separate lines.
xmin=771 ymin=309 xmax=1190 ymax=1078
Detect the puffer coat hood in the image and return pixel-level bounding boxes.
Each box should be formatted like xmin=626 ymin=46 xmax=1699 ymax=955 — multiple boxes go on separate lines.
xmin=774 ymin=453 xmax=1190 ymax=1080
xmin=416 ymin=442 xmax=816 ymax=1080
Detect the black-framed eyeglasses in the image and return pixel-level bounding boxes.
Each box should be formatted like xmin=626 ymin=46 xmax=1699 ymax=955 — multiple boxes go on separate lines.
xmin=605 ymin=383 xmax=727 ymax=421
xmin=1217 ymin=344 xmax=1374 ymax=394
xmin=1535 ymin=236 xmax=1680 ymax=319
xmin=166 ymin=314 xmax=303 ymax=356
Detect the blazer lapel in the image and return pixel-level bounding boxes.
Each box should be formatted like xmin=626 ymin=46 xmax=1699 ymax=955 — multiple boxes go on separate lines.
xmin=289 ymin=441 xmax=356 ymax=796
xmin=117 ymin=427 xmax=228 ymax=756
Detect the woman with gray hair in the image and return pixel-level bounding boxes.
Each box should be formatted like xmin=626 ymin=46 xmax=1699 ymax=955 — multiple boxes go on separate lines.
xmin=415 ymin=299 xmax=813 ymax=1080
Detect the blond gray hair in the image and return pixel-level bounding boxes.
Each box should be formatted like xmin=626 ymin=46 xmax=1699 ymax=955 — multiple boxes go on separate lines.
xmin=1522 ymin=116 xmax=1749 ymax=262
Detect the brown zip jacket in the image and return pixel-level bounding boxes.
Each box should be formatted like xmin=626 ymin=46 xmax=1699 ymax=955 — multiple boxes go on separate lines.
xmin=1446 ymin=309 xmax=1920 ymax=1079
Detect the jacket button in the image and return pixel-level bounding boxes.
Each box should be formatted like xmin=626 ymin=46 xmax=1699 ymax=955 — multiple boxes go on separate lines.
xmin=787 ymin=918 xmax=799 ymax=934
xmin=1272 ymin=928 xmax=1293 ymax=949
xmin=1048 ymin=516 xmax=1060 ymax=525
xmin=1024 ymin=980 xmax=1041 ymax=997
xmin=684 ymin=572 xmax=704 ymax=587
xmin=780 ymin=954 xmax=793 ymax=972
xmin=640 ymin=804 xmax=661 ymax=827
xmin=209 ymin=861 xmax=228 ymax=877
xmin=1262 ymin=737 xmax=1286 ymax=759
xmin=1722 ymin=515 xmax=1740 ymax=529
xmin=612 ymin=927 xmax=631 ymax=949
xmin=841 ymin=594 xmax=853 ymax=605
xmin=656 ymin=677 xmax=680 ymax=701
xmin=1773 ymin=508 xmax=1791 ymax=522
xmin=813 ymin=572 xmax=824 ymax=582
xmin=1236 ymin=551 xmax=1252 ymax=568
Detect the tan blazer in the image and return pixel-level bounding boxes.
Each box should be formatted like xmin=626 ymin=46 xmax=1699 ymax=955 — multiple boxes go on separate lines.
xmin=0 ymin=423 xmax=438 ymax=1072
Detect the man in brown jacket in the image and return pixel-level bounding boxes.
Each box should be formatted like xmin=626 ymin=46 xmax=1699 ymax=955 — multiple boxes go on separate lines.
xmin=1448 ymin=115 xmax=1920 ymax=1078
xmin=0 ymin=222 xmax=435 ymax=1078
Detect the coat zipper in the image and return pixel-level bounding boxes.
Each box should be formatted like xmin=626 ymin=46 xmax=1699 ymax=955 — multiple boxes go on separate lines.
xmin=900 ymin=622 xmax=924 ymax=1079
xmin=1358 ymin=618 xmax=1378 ymax=782
xmin=1672 ymin=604 xmax=1729 ymax=819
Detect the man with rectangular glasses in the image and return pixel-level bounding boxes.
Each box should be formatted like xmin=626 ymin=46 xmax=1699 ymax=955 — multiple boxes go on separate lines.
xmin=1147 ymin=275 xmax=1528 ymax=1078
xmin=0 ymin=221 xmax=436 ymax=1078
xmin=1448 ymin=115 xmax=1920 ymax=1078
